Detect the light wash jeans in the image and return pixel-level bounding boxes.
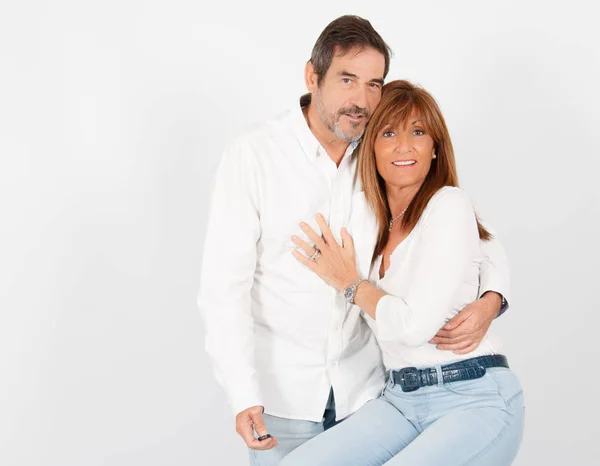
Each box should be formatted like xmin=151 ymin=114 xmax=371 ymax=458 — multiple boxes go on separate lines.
xmin=248 ymin=389 xmax=339 ymax=466
xmin=280 ymin=367 xmax=524 ymax=466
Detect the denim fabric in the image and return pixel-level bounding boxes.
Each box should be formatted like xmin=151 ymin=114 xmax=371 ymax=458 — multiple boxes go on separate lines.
xmin=280 ymin=368 xmax=524 ymax=466
xmin=248 ymin=389 xmax=338 ymax=466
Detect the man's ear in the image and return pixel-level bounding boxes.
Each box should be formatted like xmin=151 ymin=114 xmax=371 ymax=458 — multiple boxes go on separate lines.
xmin=304 ymin=60 xmax=319 ymax=93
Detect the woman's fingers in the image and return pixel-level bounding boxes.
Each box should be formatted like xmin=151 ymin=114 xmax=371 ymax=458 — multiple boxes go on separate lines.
xmin=315 ymin=213 xmax=337 ymax=246
xmin=299 ymin=222 xmax=326 ymax=250
xmin=291 ymin=235 xmax=316 ymax=256
xmin=291 ymin=249 xmax=319 ymax=271
xmin=341 ymin=227 xmax=354 ymax=251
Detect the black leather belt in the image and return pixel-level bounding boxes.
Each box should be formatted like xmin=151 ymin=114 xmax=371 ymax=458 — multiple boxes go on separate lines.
xmin=391 ymin=355 xmax=509 ymax=393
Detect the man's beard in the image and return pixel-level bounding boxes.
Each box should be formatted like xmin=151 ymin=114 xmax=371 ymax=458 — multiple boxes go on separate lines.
xmin=315 ymin=90 xmax=369 ymax=143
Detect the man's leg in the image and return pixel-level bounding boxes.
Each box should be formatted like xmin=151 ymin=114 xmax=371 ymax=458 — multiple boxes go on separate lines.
xmin=248 ymin=413 xmax=326 ymax=466
xmin=249 ymin=389 xmax=336 ymax=466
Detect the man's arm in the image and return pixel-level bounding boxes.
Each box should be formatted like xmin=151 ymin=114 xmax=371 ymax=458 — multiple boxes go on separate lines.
xmin=198 ymin=138 xmax=276 ymax=450
xmin=478 ymin=225 xmax=510 ymax=316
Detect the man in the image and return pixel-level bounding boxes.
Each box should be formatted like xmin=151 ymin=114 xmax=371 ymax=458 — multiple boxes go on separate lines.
xmin=198 ymin=15 xmax=509 ymax=466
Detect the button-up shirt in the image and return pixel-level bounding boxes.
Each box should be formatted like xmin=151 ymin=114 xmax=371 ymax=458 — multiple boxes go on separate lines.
xmin=198 ymin=97 xmax=510 ymax=422
xmin=360 ymin=187 xmax=505 ymax=369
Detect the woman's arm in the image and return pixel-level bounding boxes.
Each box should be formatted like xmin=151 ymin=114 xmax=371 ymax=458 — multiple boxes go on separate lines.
xmin=292 ymin=188 xmax=481 ymax=347
xmin=358 ymin=189 xmax=481 ymax=346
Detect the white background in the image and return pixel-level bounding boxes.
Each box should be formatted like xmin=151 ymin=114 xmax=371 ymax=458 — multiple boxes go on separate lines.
xmin=1 ymin=1 xmax=599 ymax=465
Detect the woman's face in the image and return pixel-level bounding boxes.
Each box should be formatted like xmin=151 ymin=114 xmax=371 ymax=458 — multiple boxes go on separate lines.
xmin=374 ymin=113 xmax=436 ymax=192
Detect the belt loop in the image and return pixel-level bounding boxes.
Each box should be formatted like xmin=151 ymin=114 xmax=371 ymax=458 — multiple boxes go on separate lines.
xmin=389 ymin=370 xmax=395 ymax=388
xmin=435 ymin=365 xmax=444 ymax=387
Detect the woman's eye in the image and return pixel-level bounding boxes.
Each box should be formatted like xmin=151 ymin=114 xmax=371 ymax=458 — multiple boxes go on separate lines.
xmin=413 ymin=129 xmax=424 ymax=136
xmin=382 ymin=131 xmax=395 ymax=137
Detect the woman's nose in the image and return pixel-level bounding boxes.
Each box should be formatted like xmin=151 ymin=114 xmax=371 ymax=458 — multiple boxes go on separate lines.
xmin=393 ymin=135 xmax=411 ymax=153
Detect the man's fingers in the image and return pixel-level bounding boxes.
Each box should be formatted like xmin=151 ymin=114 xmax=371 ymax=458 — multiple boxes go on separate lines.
xmin=442 ymin=309 xmax=472 ymax=331
xmin=435 ymin=339 xmax=475 ymax=351
xmin=430 ymin=329 xmax=454 ymax=340
xmin=453 ymin=342 xmax=480 ymax=355
xmin=248 ymin=436 xmax=278 ymax=451
xmin=430 ymin=322 xmax=473 ymax=341
xmin=236 ymin=415 xmax=259 ymax=449
xmin=429 ymin=333 xmax=471 ymax=345
xmin=236 ymin=408 xmax=278 ymax=451
xmin=248 ymin=411 xmax=278 ymax=450
xmin=251 ymin=411 xmax=269 ymax=437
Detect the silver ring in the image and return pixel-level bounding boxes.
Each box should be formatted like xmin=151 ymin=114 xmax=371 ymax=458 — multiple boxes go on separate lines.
xmin=309 ymin=248 xmax=321 ymax=261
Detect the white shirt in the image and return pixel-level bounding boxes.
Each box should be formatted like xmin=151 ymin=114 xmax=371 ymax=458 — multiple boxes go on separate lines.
xmin=354 ymin=187 xmax=504 ymax=370
xmin=198 ymin=98 xmax=510 ymax=422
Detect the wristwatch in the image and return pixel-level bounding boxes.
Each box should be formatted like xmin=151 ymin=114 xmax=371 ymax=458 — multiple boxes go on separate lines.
xmin=343 ymin=278 xmax=366 ymax=304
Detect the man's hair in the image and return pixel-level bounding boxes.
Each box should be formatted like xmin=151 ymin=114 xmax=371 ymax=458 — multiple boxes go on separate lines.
xmin=310 ymin=15 xmax=392 ymax=86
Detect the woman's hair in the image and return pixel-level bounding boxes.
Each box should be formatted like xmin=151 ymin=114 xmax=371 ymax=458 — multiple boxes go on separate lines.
xmin=357 ymin=80 xmax=491 ymax=261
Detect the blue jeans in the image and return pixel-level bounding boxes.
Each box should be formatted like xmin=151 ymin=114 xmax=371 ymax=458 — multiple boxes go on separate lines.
xmin=280 ymin=367 xmax=524 ymax=466
xmin=248 ymin=389 xmax=339 ymax=465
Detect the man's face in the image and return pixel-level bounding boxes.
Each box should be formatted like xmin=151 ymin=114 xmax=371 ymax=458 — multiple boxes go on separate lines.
xmin=311 ymin=47 xmax=386 ymax=142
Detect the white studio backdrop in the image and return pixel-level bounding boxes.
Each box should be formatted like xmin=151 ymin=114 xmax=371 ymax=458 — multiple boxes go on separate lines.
xmin=1 ymin=1 xmax=598 ymax=465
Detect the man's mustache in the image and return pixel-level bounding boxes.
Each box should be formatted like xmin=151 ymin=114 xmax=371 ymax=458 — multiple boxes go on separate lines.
xmin=338 ymin=106 xmax=369 ymax=119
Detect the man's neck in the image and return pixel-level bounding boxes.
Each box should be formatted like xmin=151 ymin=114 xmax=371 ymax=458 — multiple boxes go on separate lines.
xmin=303 ymin=104 xmax=350 ymax=167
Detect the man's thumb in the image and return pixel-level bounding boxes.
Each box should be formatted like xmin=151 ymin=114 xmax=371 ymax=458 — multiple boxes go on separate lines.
xmin=251 ymin=410 xmax=269 ymax=437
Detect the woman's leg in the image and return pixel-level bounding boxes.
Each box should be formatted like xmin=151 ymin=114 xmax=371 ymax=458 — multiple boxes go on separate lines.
xmin=279 ymin=397 xmax=420 ymax=466
xmin=384 ymin=368 xmax=525 ymax=466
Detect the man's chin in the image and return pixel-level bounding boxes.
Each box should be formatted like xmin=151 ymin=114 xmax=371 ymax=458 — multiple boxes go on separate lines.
xmin=335 ymin=122 xmax=364 ymax=140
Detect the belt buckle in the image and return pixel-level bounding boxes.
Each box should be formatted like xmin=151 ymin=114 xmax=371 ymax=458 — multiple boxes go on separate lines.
xmin=398 ymin=367 xmax=420 ymax=392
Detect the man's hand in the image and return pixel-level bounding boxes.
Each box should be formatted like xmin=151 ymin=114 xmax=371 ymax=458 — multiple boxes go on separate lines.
xmin=429 ymin=292 xmax=502 ymax=354
xmin=235 ymin=405 xmax=278 ymax=451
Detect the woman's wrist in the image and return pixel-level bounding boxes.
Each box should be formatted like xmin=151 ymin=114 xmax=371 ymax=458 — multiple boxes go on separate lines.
xmin=338 ymin=273 xmax=362 ymax=293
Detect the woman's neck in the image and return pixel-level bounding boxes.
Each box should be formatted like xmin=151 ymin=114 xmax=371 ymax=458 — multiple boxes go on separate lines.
xmin=386 ymin=184 xmax=421 ymax=217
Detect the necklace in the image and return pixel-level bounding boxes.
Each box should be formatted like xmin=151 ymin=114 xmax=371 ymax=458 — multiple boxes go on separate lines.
xmin=388 ymin=207 xmax=408 ymax=232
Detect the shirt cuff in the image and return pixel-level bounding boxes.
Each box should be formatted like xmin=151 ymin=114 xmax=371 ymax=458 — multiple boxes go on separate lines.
xmin=230 ymin=390 xmax=264 ymax=418
xmin=496 ymin=295 xmax=509 ymax=318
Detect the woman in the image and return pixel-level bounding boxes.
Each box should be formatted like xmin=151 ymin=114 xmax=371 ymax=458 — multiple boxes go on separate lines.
xmin=282 ymin=80 xmax=524 ymax=465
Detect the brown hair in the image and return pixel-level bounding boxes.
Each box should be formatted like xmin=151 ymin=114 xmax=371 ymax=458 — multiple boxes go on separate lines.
xmin=358 ymin=80 xmax=491 ymax=260
xmin=310 ymin=15 xmax=392 ymax=86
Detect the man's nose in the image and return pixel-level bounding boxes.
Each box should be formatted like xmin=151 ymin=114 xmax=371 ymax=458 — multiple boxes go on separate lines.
xmin=349 ymin=85 xmax=368 ymax=111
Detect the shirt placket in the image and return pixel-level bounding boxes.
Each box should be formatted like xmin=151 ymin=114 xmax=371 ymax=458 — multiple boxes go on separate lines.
xmin=324 ymin=153 xmax=351 ymax=418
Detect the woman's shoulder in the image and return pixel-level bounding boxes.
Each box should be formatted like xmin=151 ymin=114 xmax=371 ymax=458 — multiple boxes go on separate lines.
xmin=422 ymin=186 xmax=476 ymax=221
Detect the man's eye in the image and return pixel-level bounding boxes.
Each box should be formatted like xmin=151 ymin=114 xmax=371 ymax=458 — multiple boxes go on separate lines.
xmin=368 ymin=83 xmax=381 ymax=89
xmin=342 ymin=78 xmax=352 ymax=84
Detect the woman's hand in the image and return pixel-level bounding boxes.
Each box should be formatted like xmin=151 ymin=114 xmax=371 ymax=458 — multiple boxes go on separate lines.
xmin=291 ymin=213 xmax=361 ymax=292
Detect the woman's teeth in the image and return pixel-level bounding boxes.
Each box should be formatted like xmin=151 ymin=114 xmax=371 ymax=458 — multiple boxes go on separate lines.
xmin=392 ymin=160 xmax=416 ymax=166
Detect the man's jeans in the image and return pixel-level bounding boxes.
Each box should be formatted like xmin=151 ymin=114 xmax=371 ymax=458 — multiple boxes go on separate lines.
xmin=248 ymin=389 xmax=338 ymax=466
xmin=280 ymin=368 xmax=524 ymax=466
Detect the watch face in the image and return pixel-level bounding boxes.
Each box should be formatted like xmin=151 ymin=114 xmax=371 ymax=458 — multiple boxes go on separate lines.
xmin=344 ymin=288 xmax=353 ymax=300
